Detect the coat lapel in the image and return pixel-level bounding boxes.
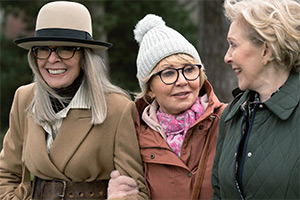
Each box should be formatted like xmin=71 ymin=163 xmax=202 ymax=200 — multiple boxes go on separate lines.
xmin=49 ymin=109 xmax=93 ymax=171
xmin=25 ymin=115 xmax=68 ymax=180
xmin=25 ymin=109 xmax=93 ymax=180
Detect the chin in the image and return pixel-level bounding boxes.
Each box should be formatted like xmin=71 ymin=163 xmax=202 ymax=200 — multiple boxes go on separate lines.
xmin=49 ymin=84 xmax=66 ymax=89
xmin=238 ymin=83 xmax=247 ymax=91
xmin=177 ymin=106 xmax=192 ymax=115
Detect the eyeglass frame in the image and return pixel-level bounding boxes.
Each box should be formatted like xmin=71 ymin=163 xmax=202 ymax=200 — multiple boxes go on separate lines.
xmin=151 ymin=64 xmax=202 ymax=85
xmin=32 ymin=46 xmax=82 ymax=60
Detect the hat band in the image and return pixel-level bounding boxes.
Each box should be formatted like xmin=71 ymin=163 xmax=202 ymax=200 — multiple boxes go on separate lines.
xmin=35 ymin=28 xmax=93 ymax=40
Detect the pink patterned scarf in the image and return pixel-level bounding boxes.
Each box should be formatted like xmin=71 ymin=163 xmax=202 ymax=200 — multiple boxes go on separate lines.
xmin=156 ymin=97 xmax=204 ymax=157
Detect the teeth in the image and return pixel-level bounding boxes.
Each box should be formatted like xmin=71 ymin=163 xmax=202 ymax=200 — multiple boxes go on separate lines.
xmin=48 ymin=69 xmax=66 ymax=75
xmin=234 ymin=69 xmax=242 ymax=73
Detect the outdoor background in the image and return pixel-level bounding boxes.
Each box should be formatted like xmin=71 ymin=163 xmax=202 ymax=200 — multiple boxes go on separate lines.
xmin=0 ymin=0 xmax=237 ymax=149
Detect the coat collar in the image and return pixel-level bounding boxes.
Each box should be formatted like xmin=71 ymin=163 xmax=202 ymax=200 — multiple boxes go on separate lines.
xmin=225 ymin=71 xmax=299 ymax=121
xmin=136 ymin=80 xmax=224 ymax=171
xmin=265 ymin=71 xmax=299 ymax=120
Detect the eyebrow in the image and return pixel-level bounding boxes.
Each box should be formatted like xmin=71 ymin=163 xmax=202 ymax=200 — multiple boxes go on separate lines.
xmin=160 ymin=63 xmax=191 ymax=68
xmin=160 ymin=64 xmax=174 ymax=68
xmin=227 ymin=35 xmax=234 ymax=40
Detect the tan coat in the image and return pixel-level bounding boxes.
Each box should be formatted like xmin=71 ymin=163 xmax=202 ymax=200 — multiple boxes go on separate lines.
xmin=0 ymin=83 xmax=148 ymax=200
xmin=135 ymin=81 xmax=226 ymax=200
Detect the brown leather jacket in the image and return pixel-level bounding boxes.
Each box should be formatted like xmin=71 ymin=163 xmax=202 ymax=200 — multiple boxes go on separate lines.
xmin=135 ymin=80 xmax=226 ymax=200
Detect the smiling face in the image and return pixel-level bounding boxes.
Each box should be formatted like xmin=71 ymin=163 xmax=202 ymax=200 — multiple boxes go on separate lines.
xmin=224 ymin=20 xmax=266 ymax=91
xmin=148 ymin=54 xmax=201 ymax=115
xmin=37 ymin=46 xmax=82 ymax=89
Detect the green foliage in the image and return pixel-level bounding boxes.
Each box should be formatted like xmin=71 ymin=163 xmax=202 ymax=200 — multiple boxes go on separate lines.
xmin=0 ymin=0 xmax=197 ymax=134
xmin=0 ymin=0 xmax=45 ymax=133
xmin=0 ymin=34 xmax=32 ymax=133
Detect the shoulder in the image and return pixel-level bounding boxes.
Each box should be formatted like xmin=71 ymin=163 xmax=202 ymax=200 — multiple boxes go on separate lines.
xmin=106 ymin=92 xmax=133 ymax=106
xmin=106 ymin=92 xmax=135 ymax=114
xmin=13 ymin=83 xmax=35 ymax=107
xmin=15 ymin=83 xmax=35 ymax=96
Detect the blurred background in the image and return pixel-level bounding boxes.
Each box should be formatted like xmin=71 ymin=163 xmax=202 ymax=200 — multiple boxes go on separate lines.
xmin=0 ymin=0 xmax=237 ymax=149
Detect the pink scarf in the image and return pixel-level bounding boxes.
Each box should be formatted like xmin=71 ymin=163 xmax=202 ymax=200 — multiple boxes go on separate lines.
xmin=156 ymin=97 xmax=204 ymax=157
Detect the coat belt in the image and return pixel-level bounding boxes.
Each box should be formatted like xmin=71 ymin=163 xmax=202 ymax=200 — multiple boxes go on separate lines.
xmin=32 ymin=176 xmax=108 ymax=200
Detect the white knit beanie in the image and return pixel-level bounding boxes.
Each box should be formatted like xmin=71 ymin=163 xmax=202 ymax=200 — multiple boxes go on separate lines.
xmin=134 ymin=14 xmax=202 ymax=91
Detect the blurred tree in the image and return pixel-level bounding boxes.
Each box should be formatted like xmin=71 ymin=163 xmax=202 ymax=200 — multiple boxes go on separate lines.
xmin=197 ymin=0 xmax=237 ymax=103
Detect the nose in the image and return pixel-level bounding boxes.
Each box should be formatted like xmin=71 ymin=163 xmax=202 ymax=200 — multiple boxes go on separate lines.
xmin=224 ymin=48 xmax=232 ymax=64
xmin=175 ymin=71 xmax=188 ymax=86
xmin=48 ymin=50 xmax=61 ymax=63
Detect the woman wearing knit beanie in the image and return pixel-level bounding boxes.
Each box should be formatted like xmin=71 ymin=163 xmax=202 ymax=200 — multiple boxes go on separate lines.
xmin=109 ymin=14 xmax=226 ymax=199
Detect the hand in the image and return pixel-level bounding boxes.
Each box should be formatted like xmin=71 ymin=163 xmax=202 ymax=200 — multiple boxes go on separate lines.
xmin=107 ymin=170 xmax=139 ymax=199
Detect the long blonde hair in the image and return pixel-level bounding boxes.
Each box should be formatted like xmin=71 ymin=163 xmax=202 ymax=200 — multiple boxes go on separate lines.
xmin=224 ymin=0 xmax=300 ymax=72
xmin=27 ymin=48 xmax=129 ymax=126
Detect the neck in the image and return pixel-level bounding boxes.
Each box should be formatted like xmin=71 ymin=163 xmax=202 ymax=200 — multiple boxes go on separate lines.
xmin=54 ymin=70 xmax=84 ymax=97
xmin=256 ymin=66 xmax=289 ymax=102
xmin=50 ymin=70 xmax=84 ymax=112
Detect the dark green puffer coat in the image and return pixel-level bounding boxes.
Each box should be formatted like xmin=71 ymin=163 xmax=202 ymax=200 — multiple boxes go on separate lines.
xmin=212 ymin=71 xmax=299 ymax=200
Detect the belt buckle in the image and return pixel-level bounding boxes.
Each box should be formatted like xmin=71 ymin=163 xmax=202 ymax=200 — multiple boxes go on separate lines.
xmin=54 ymin=179 xmax=67 ymax=200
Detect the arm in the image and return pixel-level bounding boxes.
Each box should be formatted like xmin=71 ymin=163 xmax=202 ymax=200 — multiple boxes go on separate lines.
xmin=0 ymin=86 xmax=32 ymax=200
xmin=113 ymin=101 xmax=148 ymax=200
xmin=107 ymin=170 xmax=139 ymax=199
xmin=211 ymin=105 xmax=229 ymax=200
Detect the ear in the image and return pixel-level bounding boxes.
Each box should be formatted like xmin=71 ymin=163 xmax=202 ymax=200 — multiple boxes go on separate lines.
xmin=147 ymin=90 xmax=155 ymax=99
xmin=262 ymin=43 xmax=273 ymax=64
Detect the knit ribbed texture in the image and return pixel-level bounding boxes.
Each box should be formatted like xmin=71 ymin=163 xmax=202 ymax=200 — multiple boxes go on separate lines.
xmin=134 ymin=14 xmax=202 ymax=91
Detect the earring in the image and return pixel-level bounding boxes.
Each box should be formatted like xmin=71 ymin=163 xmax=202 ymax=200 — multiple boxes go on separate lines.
xmin=261 ymin=60 xmax=265 ymax=65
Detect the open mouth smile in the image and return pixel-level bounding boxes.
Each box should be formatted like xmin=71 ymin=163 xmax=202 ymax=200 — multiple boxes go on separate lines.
xmin=233 ymin=68 xmax=242 ymax=76
xmin=47 ymin=69 xmax=67 ymax=75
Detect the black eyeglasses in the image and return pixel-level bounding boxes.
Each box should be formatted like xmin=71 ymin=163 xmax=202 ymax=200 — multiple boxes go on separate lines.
xmin=152 ymin=64 xmax=202 ymax=85
xmin=32 ymin=46 xmax=82 ymax=60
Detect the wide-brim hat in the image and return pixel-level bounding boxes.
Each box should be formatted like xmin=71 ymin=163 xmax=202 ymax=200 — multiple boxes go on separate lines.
xmin=15 ymin=1 xmax=112 ymax=51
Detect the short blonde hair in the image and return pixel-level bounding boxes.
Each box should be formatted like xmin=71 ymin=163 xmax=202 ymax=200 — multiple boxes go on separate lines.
xmin=135 ymin=53 xmax=207 ymax=104
xmin=224 ymin=0 xmax=300 ymax=72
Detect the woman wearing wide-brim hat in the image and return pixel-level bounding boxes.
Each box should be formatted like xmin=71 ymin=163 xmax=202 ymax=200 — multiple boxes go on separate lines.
xmin=0 ymin=1 xmax=148 ymax=199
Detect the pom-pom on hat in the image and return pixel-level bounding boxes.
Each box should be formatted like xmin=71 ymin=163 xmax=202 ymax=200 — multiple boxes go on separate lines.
xmin=134 ymin=14 xmax=202 ymax=91
xmin=15 ymin=1 xmax=112 ymax=51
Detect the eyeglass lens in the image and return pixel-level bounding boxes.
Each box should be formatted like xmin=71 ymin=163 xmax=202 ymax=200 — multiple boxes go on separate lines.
xmin=160 ymin=64 xmax=200 ymax=84
xmin=33 ymin=47 xmax=80 ymax=60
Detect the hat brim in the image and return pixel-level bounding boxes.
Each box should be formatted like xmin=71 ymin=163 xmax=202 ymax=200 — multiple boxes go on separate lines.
xmin=15 ymin=37 xmax=112 ymax=51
